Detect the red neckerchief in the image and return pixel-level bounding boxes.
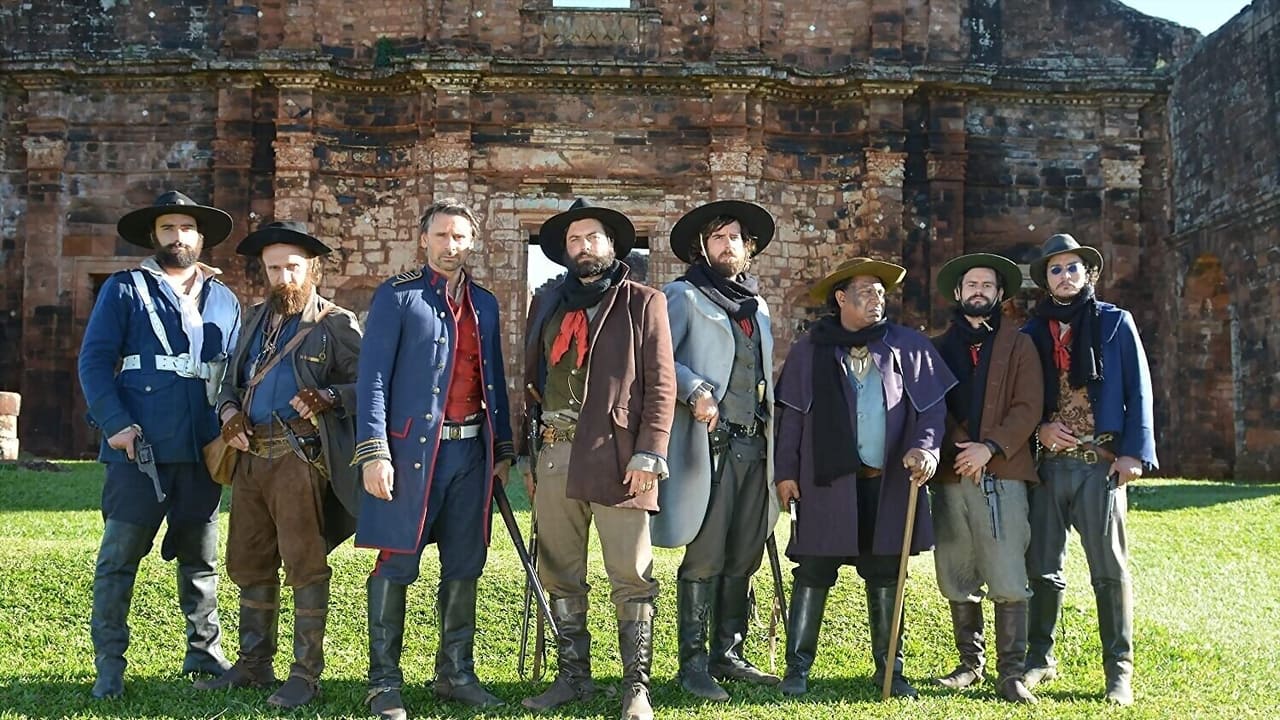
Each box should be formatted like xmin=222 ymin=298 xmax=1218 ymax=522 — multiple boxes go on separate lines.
xmin=1049 ymin=319 xmax=1072 ymax=372
xmin=550 ymin=309 xmax=589 ymax=368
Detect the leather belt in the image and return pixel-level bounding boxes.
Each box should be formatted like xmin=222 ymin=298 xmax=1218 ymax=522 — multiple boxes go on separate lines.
xmin=722 ymin=420 xmax=764 ymax=439
xmin=857 ymin=466 xmax=883 ymax=479
xmin=442 ymin=422 xmax=482 ymax=441
xmin=121 ymin=353 xmax=212 ymax=379
xmin=1045 ymin=443 xmax=1116 ymax=465
xmin=247 ymin=417 xmax=319 ymax=459
xmin=541 ymin=425 xmax=576 ymax=444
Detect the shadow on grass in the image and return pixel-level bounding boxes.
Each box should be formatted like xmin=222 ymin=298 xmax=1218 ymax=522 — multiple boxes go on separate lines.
xmin=1129 ymin=480 xmax=1280 ymax=513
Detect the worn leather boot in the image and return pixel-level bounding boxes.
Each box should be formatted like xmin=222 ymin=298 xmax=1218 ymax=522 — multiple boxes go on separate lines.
xmin=710 ymin=575 xmax=780 ymax=686
xmin=1096 ymin=580 xmax=1134 ymax=706
xmin=934 ymin=600 xmax=985 ymax=690
xmin=867 ymin=583 xmax=918 ymax=699
xmin=431 ymin=579 xmax=504 ymax=707
xmin=268 ymin=580 xmax=328 ymax=708
xmin=1023 ymin=578 xmax=1063 ymax=689
xmin=90 ymin=519 xmax=154 ymax=699
xmin=676 ymin=579 xmax=729 ymax=701
xmin=366 ymin=576 xmax=408 ymax=720
xmin=618 ymin=602 xmax=654 ymax=720
xmin=522 ymin=596 xmax=596 ymax=711
xmin=194 ymin=584 xmax=280 ymax=690
xmin=779 ymin=584 xmax=828 ymax=696
xmin=994 ymin=601 xmax=1037 ymax=703
xmin=171 ymin=522 xmax=232 ymax=677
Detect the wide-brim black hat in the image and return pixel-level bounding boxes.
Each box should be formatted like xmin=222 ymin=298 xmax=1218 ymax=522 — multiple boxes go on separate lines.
xmin=538 ymin=198 xmax=636 ymax=266
xmin=669 ymin=200 xmax=775 ymax=264
xmin=1030 ymin=233 xmax=1103 ymax=289
xmin=116 ymin=190 xmax=234 ymax=249
xmin=236 ymin=220 xmax=332 ymax=258
xmin=936 ymin=252 xmax=1024 ymax=300
xmin=809 ymin=257 xmax=907 ymax=303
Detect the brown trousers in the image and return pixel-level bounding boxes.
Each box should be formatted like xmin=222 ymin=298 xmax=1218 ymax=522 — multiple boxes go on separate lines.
xmin=226 ymin=446 xmax=331 ymax=589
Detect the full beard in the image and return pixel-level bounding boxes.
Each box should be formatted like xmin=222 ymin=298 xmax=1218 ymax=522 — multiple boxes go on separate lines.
xmin=155 ymin=244 xmax=199 ymax=270
xmin=568 ymin=251 xmax=614 ymax=279
xmin=270 ymin=279 xmax=313 ymax=316
xmin=962 ymin=296 xmax=999 ymax=318
xmin=708 ymin=253 xmax=749 ymax=278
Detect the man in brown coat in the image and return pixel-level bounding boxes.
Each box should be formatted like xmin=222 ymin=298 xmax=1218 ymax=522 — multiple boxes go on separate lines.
xmin=928 ymin=253 xmax=1043 ymax=704
xmin=517 ymin=199 xmax=676 ymax=720
xmin=197 ymin=221 xmax=362 ymax=708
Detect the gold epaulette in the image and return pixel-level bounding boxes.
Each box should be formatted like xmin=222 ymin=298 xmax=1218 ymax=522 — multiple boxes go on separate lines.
xmin=392 ymin=269 xmax=423 ymax=286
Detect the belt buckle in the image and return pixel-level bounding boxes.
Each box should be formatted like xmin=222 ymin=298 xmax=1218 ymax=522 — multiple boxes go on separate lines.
xmin=1082 ymin=449 xmax=1099 ymax=464
xmin=445 ymin=425 xmax=461 ymax=441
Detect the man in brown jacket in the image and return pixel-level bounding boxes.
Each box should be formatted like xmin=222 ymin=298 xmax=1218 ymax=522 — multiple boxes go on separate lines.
xmin=929 ymin=253 xmax=1043 ymax=704
xmin=518 ymin=199 xmax=676 ymax=720
xmin=197 ymin=221 xmax=362 ymax=708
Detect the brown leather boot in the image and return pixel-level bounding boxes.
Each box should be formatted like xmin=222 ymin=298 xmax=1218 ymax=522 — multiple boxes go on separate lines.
xmin=193 ymin=584 xmax=280 ymax=691
xmin=267 ymin=581 xmax=327 ymax=708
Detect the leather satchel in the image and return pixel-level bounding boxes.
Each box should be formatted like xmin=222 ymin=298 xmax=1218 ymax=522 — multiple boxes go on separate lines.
xmin=202 ymin=305 xmax=334 ymax=485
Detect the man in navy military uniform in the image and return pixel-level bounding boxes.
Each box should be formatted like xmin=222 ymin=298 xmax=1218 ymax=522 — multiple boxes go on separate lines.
xmin=354 ymin=199 xmax=515 ymax=720
xmin=78 ymin=191 xmax=242 ymax=699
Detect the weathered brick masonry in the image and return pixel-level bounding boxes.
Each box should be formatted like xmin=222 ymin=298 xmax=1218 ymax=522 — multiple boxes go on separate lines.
xmin=1 ymin=0 xmax=1269 ymax=479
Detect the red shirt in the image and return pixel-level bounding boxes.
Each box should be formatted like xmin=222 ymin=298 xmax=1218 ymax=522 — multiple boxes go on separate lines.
xmin=445 ymin=282 xmax=484 ymax=423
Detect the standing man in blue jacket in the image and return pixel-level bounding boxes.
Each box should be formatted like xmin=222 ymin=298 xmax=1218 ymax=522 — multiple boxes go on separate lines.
xmin=78 ymin=191 xmax=242 ymax=699
xmin=354 ymin=199 xmax=515 ymax=720
xmin=654 ymin=200 xmax=781 ymax=702
xmin=1021 ymin=234 xmax=1157 ymax=707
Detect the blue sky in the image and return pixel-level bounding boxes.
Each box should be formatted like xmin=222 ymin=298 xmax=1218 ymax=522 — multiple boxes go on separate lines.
xmin=553 ymin=0 xmax=1255 ymax=36
xmin=1120 ymin=0 xmax=1253 ymax=35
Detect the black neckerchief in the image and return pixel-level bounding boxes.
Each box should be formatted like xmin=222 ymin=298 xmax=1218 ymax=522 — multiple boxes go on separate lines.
xmin=682 ymin=260 xmax=759 ymax=321
xmin=559 ymin=259 xmax=624 ymax=311
xmin=809 ymin=316 xmax=890 ymax=486
xmin=936 ymin=307 xmax=1001 ymax=440
xmin=1028 ymin=284 xmax=1104 ymax=418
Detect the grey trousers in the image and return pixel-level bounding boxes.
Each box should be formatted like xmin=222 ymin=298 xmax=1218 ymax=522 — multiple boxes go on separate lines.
xmin=679 ymin=435 xmax=771 ymax=581
xmin=533 ymin=441 xmax=658 ymax=614
xmin=933 ymin=477 xmax=1032 ymax=603
xmin=1026 ymin=456 xmax=1129 ymax=590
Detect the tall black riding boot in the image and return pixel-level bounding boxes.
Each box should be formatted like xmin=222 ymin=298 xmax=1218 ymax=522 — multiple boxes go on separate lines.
xmin=1023 ymin=578 xmax=1063 ymax=689
xmin=710 ymin=575 xmax=781 ymax=685
xmin=432 ymin=579 xmax=503 ymax=707
xmin=1096 ymin=580 xmax=1134 ymax=706
xmin=366 ymin=576 xmax=408 ymax=720
xmin=170 ymin=522 xmax=231 ymax=677
xmin=934 ymin=600 xmax=985 ymax=690
xmin=778 ymin=584 xmax=828 ymax=696
xmin=866 ymin=583 xmax=918 ymax=699
xmin=994 ymin=601 xmax=1037 ymax=703
xmin=90 ymin=520 xmax=154 ymax=699
xmin=677 ymin=579 xmax=728 ymax=701
xmin=618 ymin=602 xmax=654 ymax=720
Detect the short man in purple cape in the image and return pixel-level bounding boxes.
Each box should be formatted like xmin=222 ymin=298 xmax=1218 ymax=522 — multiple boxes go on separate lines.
xmin=774 ymin=257 xmax=956 ymax=699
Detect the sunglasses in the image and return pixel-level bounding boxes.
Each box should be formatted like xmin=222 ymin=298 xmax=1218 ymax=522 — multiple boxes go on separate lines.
xmin=1048 ymin=262 xmax=1085 ymax=277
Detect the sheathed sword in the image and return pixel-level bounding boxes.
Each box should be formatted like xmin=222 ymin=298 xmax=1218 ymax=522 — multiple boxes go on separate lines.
xmin=1104 ymin=471 xmax=1119 ymax=537
xmin=133 ymin=430 xmax=165 ymax=503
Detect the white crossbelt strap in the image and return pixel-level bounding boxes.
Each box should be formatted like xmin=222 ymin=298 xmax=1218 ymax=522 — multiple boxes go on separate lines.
xmin=130 ymin=271 xmax=175 ymax=356
xmin=127 ymin=271 xmax=209 ymax=380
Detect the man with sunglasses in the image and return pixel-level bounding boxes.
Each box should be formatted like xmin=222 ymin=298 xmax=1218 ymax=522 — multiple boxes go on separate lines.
xmin=1021 ymin=234 xmax=1157 ymax=706
xmin=653 ymin=201 xmax=782 ymax=702
xmin=203 ymin=221 xmax=362 ymax=708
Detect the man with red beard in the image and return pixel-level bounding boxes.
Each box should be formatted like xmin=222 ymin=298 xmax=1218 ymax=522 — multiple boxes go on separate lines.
xmin=653 ymin=201 xmax=782 ymax=702
xmin=198 ymin=221 xmax=362 ymax=708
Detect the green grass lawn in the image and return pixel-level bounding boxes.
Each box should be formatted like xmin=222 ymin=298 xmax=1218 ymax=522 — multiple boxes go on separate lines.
xmin=1 ymin=461 xmax=1277 ymax=719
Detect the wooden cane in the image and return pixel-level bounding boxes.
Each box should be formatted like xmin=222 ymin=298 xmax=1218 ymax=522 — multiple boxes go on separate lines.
xmin=881 ymin=479 xmax=920 ymax=701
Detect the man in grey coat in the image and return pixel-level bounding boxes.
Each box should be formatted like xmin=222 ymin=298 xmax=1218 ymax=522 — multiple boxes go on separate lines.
xmin=654 ymin=201 xmax=781 ymax=702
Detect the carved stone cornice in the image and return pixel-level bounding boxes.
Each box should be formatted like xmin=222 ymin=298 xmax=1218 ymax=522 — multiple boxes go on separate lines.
xmin=22 ymin=136 xmax=67 ymax=170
